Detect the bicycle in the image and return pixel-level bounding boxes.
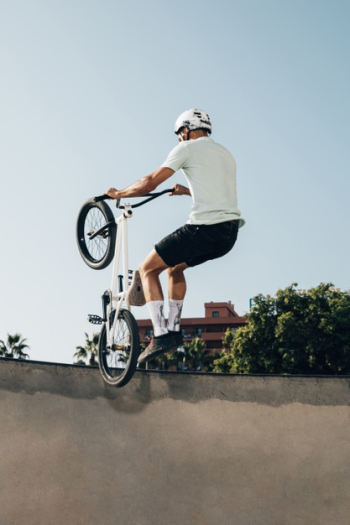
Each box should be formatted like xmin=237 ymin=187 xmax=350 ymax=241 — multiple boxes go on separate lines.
xmin=76 ymin=189 xmax=171 ymax=387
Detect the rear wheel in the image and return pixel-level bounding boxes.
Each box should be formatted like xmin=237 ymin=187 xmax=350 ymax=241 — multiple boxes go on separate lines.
xmin=98 ymin=309 xmax=140 ymax=387
xmin=76 ymin=199 xmax=116 ymax=270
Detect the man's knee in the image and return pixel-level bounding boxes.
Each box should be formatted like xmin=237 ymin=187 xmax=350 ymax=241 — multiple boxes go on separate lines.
xmin=139 ymin=250 xmax=168 ymax=279
xmin=139 ymin=260 xmax=159 ymax=280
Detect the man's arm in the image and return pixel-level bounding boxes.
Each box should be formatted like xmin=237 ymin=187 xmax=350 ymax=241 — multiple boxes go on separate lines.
xmin=105 ymin=167 xmax=175 ymax=200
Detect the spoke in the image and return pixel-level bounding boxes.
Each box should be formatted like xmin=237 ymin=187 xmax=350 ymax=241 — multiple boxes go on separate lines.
xmin=104 ymin=317 xmax=132 ymax=374
xmin=84 ymin=206 xmax=110 ymax=262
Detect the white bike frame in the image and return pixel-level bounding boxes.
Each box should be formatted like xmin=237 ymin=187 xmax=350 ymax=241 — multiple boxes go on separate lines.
xmin=94 ymin=189 xmax=171 ymax=350
xmin=105 ymin=203 xmax=133 ymax=349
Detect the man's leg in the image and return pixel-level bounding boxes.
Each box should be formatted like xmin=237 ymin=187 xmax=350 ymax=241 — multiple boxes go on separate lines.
xmin=167 ymin=262 xmax=188 ymax=301
xmin=138 ymin=250 xmax=177 ymax=363
xmin=139 ymin=249 xmax=169 ymax=303
xmin=167 ymin=263 xmax=188 ymax=347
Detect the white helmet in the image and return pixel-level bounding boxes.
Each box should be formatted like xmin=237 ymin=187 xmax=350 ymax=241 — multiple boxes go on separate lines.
xmin=174 ymin=108 xmax=212 ymax=135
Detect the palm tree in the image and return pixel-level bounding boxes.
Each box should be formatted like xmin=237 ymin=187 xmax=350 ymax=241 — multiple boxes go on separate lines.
xmin=184 ymin=338 xmax=212 ymax=371
xmin=152 ymin=347 xmax=179 ymax=371
xmin=74 ymin=332 xmax=99 ymax=366
xmin=0 ymin=333 xmax=30 ymax=359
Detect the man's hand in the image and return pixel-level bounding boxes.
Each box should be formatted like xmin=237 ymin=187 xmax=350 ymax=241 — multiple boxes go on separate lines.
xmin=105 ymin=188 xmax=120 ymax=200
xmin=169 ymin=184 xmax=191 ymax=196
xmin=103 ymin=167 xmax=175 ymax=201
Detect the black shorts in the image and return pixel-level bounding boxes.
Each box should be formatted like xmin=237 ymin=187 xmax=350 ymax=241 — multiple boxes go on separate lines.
xmin=155 ymin=221 xmax=239 ymax=268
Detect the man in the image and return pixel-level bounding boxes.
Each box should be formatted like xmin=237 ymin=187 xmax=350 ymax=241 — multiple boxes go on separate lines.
xmin=105 ymin=109 xmax=245 ymax=363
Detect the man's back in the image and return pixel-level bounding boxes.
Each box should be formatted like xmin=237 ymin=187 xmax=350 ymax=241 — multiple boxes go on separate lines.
xmin=162 ymin=137 xmax=244 ymax=226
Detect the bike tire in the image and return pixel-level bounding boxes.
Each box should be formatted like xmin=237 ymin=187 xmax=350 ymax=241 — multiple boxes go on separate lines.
xmin=98 ymin=309 xmax=140 ymax=387
xmin=76 ymin=199 xmax=116 ymax=270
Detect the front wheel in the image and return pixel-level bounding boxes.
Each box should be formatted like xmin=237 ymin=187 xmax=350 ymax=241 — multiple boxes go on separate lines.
xmin=76 ymin=199 xmax=116 ymax=270
xmin=98 ymin=309 xmax=140 ymax=387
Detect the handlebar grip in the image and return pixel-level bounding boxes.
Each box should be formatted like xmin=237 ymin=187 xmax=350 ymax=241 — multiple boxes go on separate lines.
xmin=93 ymin=194 xmax=110 ymax=203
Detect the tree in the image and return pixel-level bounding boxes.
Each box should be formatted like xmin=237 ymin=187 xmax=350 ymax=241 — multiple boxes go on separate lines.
xmin=151 ymin=347 xmax=179 ymax=370
xmin=148 ymin=338 xmax=217 ymax=372
xmin=140 ymin=336 xmax=221 ymax=372
xmin=183 ymin=338 xmax=214 ymax=371
xmin=0 ymin=333 xmax=30 ymax=359
xmin=213 ymin=329 xmax=236 ymax=373
xmin=213 ymin=283 xmax=350 ymax=375
xmin=74 ymin=333 xmax=99 ymax=366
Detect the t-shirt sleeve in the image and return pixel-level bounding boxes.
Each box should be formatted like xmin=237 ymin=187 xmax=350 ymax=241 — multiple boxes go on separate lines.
xmin=161 ymin=143 xmax=189 ymax=172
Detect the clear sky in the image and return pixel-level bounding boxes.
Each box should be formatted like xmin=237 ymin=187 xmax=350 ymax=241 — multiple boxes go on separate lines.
xmin=1 ymin=0 xmax=349 ymax=363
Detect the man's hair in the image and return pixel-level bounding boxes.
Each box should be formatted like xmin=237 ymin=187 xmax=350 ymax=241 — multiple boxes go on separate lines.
xmin=193 ymin=128 xmax=210 ymax=135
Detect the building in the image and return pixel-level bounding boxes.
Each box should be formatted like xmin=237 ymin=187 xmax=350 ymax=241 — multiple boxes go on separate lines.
xmin=137 ymin=301 xmax=246 ymax=352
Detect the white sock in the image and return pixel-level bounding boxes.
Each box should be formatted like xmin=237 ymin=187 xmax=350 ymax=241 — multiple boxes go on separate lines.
xmin=147 ymin=301 xmax=168 ymax=337
xmin=167 ymin=298 xmax=184 ymax=332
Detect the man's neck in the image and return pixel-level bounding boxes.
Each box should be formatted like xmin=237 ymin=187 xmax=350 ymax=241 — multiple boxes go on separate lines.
xmin=189 ymin=130 xmax=209 ymax=140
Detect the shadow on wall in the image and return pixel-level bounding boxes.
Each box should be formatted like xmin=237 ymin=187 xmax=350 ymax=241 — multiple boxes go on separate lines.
xmin=1 ymin=358 xmax=350 ymax=413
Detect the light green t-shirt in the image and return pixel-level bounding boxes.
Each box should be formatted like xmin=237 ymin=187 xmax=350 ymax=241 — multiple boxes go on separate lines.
xmin=162 ymin=137 xmax=245 ymax=227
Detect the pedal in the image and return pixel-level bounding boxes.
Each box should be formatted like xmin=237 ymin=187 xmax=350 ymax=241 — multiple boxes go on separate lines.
xmin=88 ymin=314 xmax=104 ymax=325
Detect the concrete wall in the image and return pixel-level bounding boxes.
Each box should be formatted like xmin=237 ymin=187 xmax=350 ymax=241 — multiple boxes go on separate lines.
xmin=0 ymin=358 xmax=349 ymax=525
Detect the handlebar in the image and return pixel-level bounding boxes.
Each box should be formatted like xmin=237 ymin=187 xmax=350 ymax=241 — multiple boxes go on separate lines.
xmin=93 ymin=189 xmax=173 ymax=209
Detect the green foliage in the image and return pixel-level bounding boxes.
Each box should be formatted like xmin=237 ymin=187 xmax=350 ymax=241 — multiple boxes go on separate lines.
xmin=182 ymin=338 xmax=207 ymax=371
xmin=151 ymin=337 xmax=219 ymax=372
xmin=182 ymin=338 xmax=220 ymax=372
xmin=222 ymin=328 xmax=235 ymax=350
xmin=213 ymin=283 xmax=350 ymax=375
xmin=0 ymin=333 xmax=30 ymax=359
xmin=151 ymin=347 xmax=179 ymax=370
xmin=213 ymin=348 xmax=234 ymax=374
xmin=74 ymin=332 xmax=99 ymax=366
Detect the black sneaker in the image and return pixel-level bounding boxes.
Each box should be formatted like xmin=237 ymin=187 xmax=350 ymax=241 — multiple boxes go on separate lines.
xmin=138 ymin=333 xmax=177 ymax=364
xmin=168 ymin=331 xmax=183 ymax=347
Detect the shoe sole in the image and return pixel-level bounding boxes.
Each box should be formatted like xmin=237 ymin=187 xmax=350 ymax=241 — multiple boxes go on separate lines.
xmin=138 ymin=342 xmax=177 ymax=364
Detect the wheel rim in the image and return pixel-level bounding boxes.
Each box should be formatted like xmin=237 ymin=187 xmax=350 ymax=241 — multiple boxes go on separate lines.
xmin=101 ymin=316 xmax=133 ymax=380
xmin=84 ymin=207 xmax=111 ymax=263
